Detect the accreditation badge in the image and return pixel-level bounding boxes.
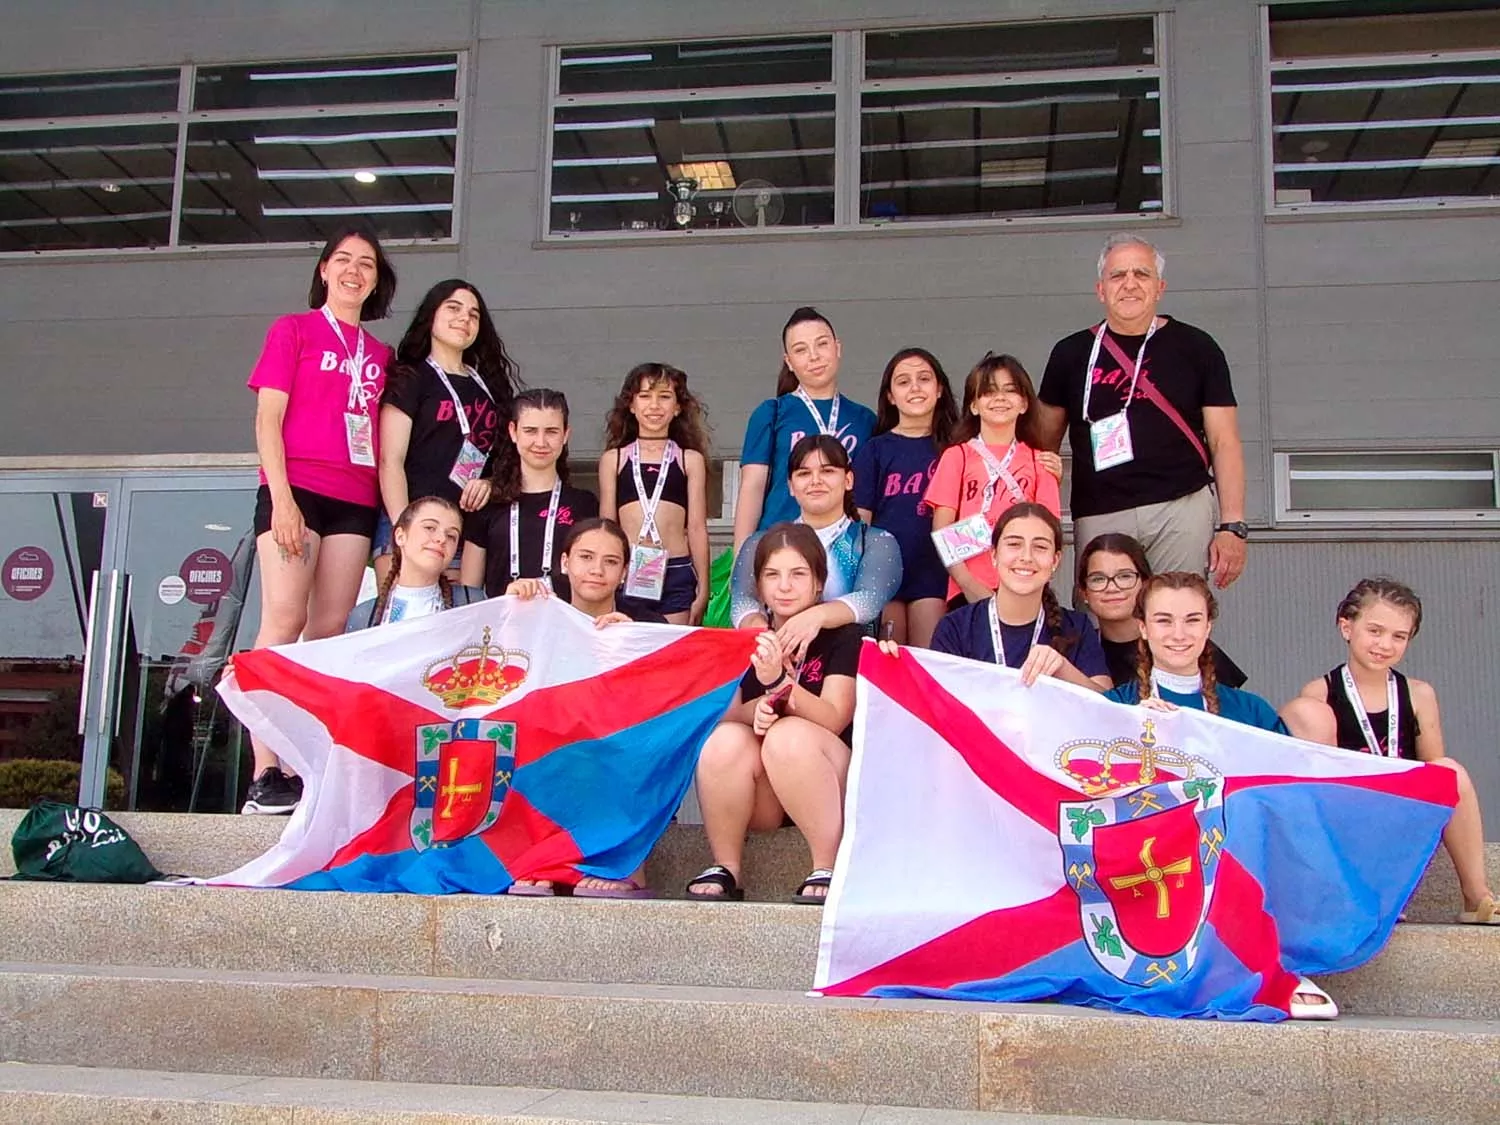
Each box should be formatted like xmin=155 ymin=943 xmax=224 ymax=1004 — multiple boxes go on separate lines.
xmin=449 ymin=439 xmax=488 ymax=487
xmin=1089 ymin=411 xmax=1134 ymax=470
xmin=344 ymin=412 xmax=376 ymax=467
xmin=624 ymin=543 xmax=668 ymax=601
xmin=930 ymin=513 xmax=992 ymax=567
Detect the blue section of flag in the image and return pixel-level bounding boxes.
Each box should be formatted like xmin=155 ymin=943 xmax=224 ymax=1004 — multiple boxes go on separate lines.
xmin=866 ymin=925 xmax=1284 ymax=1022
xmin=517 ymin=679 xmax=742 ymax=880
xmin=289 ymin=832 xmax=511 ymax=894
xmin=1224 ymin=781 xmax=1451 ymax=974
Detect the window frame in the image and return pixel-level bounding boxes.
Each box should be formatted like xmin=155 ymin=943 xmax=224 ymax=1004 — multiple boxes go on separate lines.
xmin=1273 ymin=450 xmax=1500 ymax=525
xmin=541 ymin=16 xmax=1174 ymax=243
xmin=0 ymin=52 xmax=467 ymax=258
xmin=1260 ymin=6 xmax=1500 ymax=218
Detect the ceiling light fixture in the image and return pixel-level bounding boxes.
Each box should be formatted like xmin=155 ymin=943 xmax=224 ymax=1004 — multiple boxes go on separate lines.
xmin=353 ymin=170 xmax=377 ymax=184
xmin=99 ymin=181 xmax=122 ymax=193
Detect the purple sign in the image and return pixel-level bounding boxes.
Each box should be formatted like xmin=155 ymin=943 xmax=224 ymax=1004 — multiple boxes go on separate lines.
xmin=179 ymin=548 xmax=234 ymax=606
xmin=2 ymin=546 xmax=54 ymax=601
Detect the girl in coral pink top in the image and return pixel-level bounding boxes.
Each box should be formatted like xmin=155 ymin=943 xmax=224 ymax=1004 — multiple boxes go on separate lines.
xmin=242 ymin=225 xmax=397 ymax=815
xmin=924 ymin=353 xmax=1062 ymax=608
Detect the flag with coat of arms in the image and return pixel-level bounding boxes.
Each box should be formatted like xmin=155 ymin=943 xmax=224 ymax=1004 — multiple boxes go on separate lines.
xmin=209 ymin=596 xmax=756 ymax=893
xmin=815 ymin=644 xmax=1457 ymax=1021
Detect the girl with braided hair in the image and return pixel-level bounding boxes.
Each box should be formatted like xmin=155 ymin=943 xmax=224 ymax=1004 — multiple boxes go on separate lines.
xmin=1104 ymin=571 xmax=1281 ymax=731
xmin=1281 ymin=578 xmax=1496 ymax=925
xmin=344 ymin=497 xmax=485 ymax=632
xmin=922 ymin=502 xmax=1109 ymax=690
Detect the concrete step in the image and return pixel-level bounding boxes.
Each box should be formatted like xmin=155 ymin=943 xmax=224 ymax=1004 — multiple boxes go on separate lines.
xmin=0 ymin=1063 xmax=1196 ymax=1125
xmin=1 ymin=964 xmax=1497 ymax=1125
xmin=3 ymin=809 xmax=1496 ymax=923
xmin=1 ymin=880 xmax=1494 ymax=1019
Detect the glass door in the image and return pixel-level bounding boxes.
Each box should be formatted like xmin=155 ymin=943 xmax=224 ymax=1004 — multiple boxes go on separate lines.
xmin=111 ymin=474 xmax=259 ymax=813
xmin=0 ymin=477 xmax=122 ymax=808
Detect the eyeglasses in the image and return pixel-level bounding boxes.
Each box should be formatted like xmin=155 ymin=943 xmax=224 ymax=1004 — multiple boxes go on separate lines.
xmin=1084 ymin=570 xmax=1140 ymax=592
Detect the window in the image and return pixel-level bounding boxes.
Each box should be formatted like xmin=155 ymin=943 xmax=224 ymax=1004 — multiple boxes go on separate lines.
xmin=860 ymin=19 xmax=1163 ymax=223
xmin=1276 ymin=451 xmax=1500 ymax=523
xmin=1267 ymin=3 xmax=1500 ymax=211
xmin=0 ymin=55 xmax=462 ymax=253
xmin=544 ymin=18 xmax=1166 ymax=239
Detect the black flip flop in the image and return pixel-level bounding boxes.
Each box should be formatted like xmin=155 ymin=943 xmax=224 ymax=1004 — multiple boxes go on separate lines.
xmin=791 ymin=868 xmax=833 ymax=905
xmin=686 ymin=864 xmax=745 ymax=901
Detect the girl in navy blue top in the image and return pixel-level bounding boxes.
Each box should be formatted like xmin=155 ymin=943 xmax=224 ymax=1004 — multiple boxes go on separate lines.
xmin=853 ymin=347 xmax=958 ymax=649
xmin=925 ymin=503 xmax=1110 ymax=691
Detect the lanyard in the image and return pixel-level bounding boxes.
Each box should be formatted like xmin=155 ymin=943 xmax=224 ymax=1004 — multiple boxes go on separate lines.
xmin=792 ymin=386 xmax=840 ymax=438
xmin=1340 ymin=665 xmax=1399 ymax=758
xmin=1081 ymin=319 xmax=1158 ymax=425
xmin=321 ymin=306 xmax=371 ymax=411
xmin=628 ymin=439 xmax=680 ymax=546
xmin=969 ymin=438 xmax=1024 ymax=514
xmin=987 ymin=599 xmax=1045 ymax=669
xmin=509 ymin=479 xmax=563 ymax=582
xmin=426 ymin=357 xmax=494 ymax=439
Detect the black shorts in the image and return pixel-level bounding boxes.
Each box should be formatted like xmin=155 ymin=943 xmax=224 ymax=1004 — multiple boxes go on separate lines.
xmin=253 ymin=485 xmax=378 ymax=540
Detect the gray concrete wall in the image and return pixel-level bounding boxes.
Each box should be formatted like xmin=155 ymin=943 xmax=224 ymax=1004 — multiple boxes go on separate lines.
xmin=1 ymin=1 xmax=1498 ymax=831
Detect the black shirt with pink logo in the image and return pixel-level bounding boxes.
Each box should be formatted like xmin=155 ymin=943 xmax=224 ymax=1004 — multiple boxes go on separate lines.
xmin=739 ymin=622 xmax=864 ymax=744
xmin=464 ymin=485 xmax=599 ymax=601
xmin=382 ymin=362 xmax=507 ymax=507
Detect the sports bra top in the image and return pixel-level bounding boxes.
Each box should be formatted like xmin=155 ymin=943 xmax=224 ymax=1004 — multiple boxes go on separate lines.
xmin=1323 ymin=665 xmax=1421 ymax=761
xmin=615 ymin=447 xmax=689 ymax=512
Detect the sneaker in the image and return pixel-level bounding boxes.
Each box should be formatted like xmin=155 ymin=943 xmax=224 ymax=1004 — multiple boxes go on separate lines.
xmin=241 ymin=767 xmax=299 ymax=815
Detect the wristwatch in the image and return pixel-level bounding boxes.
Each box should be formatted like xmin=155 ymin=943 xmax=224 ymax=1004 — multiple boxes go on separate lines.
xmin=1214 ymin=521 xmax=1249 ymax=540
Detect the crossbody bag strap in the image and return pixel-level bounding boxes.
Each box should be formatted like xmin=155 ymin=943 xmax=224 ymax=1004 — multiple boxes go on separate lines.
xmin=1098 ymin=330 xmax=1210 ymax=470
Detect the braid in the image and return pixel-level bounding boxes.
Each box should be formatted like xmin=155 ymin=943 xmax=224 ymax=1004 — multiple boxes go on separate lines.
xmin=1041 ymin=584 xmax=1070 ymax=655
xmin=1199 ymin=644 xmax=1220 ymax=716
xmin=1134 ymin=635 xmax=1154 ymax=703
xmin=438 ymin=571 xmax=454 ymax=610
xmin=372 ymin=544 xmax=402 ymax=624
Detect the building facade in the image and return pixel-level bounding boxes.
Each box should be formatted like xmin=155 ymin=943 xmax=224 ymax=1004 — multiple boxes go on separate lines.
xmin=0 ymin=0 xmax=1496 ymax=831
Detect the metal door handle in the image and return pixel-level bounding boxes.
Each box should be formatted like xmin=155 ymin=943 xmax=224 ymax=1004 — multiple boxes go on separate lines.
xmin=76 ymin=570 xmax=101 ymax=736
xmin=96 ymin=570 xmax=121 ymax=737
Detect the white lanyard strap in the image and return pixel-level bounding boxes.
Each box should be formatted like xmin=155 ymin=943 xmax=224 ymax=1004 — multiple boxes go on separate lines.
xmin=969 ymin=438 xmax=1023 ymax=513
xmin=792 ymin=387 xmax=840 ymax=437
xmin=1340 ymin=665 xmax=1399 ymax=758
xmin=321 ymin=306 xmax=371 ymax=411
xmin=1081 ymin=319 xmax=1158 ymax=425
xmin=427 ymin=357 xmax=493 ymax=439
xmin=509 ymin=479 xmax=563 ymax=581
xmin=628 ymin=439 xmax=679 ymax=545
xmin=987 ymin=599 xmax=1045 ymax=669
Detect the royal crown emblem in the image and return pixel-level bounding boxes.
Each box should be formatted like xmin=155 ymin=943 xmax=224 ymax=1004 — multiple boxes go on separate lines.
xmin=1055 ymin=718 xmax=1214 ymax=797
xmin=1057 ymin=720 xmax=1226 ymax=987
xmin=421 ymin=627 xmax=529 ymax=709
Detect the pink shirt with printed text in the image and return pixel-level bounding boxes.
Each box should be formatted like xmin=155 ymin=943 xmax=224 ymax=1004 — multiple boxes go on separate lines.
xmin=924 ymin=439 xmax=1062 ymax=599
xmin=248 ymin=309 xmax=391 ymax=507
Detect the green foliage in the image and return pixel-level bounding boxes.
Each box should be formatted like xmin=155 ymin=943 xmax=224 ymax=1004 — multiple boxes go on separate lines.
xmin=0 ymin=759 xmax=126 ymax=809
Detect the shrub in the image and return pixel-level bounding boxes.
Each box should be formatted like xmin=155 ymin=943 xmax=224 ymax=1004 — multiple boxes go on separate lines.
xmin=0 ymin=759 xmax=127 ymax=809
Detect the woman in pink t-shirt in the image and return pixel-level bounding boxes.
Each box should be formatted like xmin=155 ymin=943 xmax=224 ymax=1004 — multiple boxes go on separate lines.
xmin=242 ymin=225 xmax=397 ymax=814
xmin=924 ymin=353 xmax=1063 ymax=608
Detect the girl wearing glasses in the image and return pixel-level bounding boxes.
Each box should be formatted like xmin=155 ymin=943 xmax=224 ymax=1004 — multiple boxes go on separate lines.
xmin=1076 ymin=532 xmax=1247 ymax=690
xmin=925 ymin=354 xmax=1063 ymax=609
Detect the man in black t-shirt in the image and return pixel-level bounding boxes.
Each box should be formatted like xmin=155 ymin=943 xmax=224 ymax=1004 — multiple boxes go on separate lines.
xmin=1034 ymin=234 xmax=1249 ymax=588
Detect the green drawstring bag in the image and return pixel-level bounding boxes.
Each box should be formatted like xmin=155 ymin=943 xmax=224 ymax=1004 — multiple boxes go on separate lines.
xmin=701 ymin=546 xmax=737 ymax=629
xmin=10 ymin=800 xmax=162 ymax=883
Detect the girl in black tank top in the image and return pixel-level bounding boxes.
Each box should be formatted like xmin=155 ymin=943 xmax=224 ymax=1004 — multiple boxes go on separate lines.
xmin=1281 ymin=577 xmax=1497 ymax=926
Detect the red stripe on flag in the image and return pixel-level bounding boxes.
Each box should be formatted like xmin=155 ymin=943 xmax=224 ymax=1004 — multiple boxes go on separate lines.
xmin=821 ymin=885 xmax=1079 ymax=996
xmin=230 ymin=648 xmax=436 ymax=773
xmin=858 ymin=644 xmax=1081 ymax=830
xmin=1226 ymin=764 xmax=1458 ymax=809
xmin=326 ymin=786 xmax=416 ymax=867
xmin=482 ymin=787 xmax=584 ymax=882
xmin=494 ymin=627 xmax=757 ymax=767
xmin=1210 ymin=852 xmax=1299 ymax=1011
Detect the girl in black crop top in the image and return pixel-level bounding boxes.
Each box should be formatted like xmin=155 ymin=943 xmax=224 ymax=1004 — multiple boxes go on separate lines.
xmin=598 ymin=364 xmax=711 ymax=625
xmin=1281 ymin=577 xmax=1496 ymax=925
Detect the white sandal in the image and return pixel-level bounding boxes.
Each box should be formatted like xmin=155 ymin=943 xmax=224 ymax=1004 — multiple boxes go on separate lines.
xmin=1289 ymin=976 xmax=1339 ymax=1021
